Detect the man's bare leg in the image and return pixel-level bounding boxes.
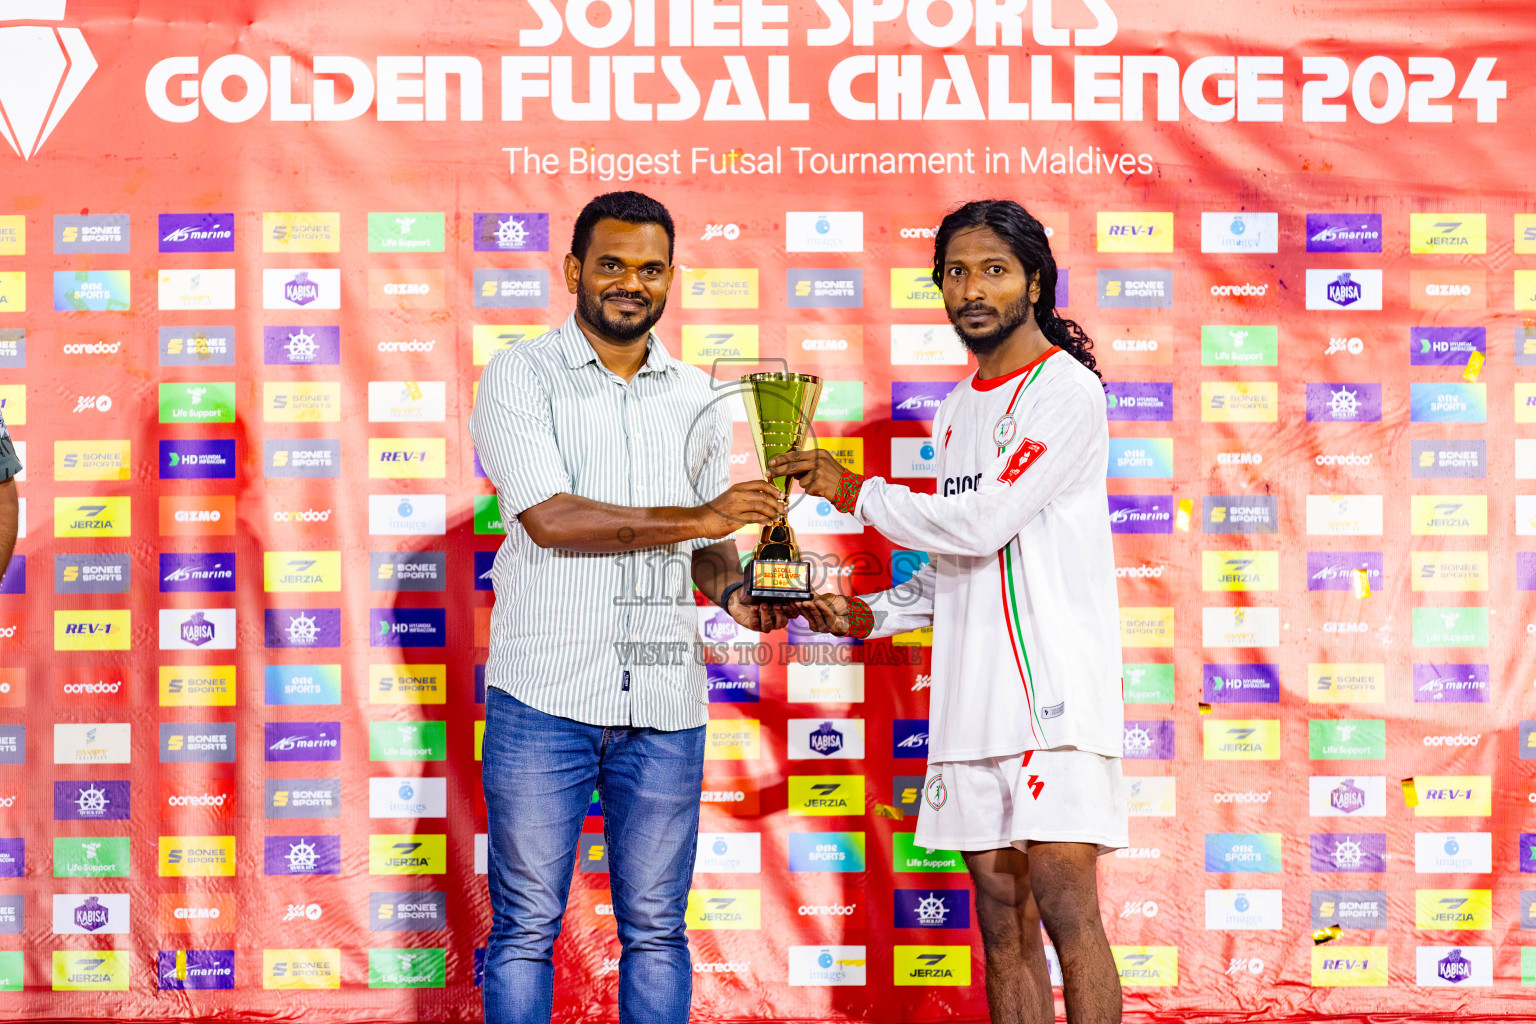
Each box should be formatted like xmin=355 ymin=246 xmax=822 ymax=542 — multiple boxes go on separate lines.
xmin=1024 ymin=841 xmax=1121 ymax=1023
xmin=963 ymin=846 xmax=1056 ymax=1024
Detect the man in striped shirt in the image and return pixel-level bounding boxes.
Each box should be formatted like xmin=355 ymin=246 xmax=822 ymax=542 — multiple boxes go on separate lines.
xmin=774 ymin=200 xmax=1125 ymax=1024
xmin=469 ymin=192 xmax=788 ymax=1024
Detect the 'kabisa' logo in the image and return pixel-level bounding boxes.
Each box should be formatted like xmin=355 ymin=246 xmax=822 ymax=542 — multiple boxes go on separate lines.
xmin=808 ymin=721 xmax=844 ymax=756
xmin=180 ymin=611 xmax=215 ymax=647
xmin=1330 ymin=779 xmax=1365 ymax=814
xmin=285 ymin=272 xmax=319 ymax=306
xmin=1437 ymin=948 xmax=1471 ymax=984
xmin=1327 ymin=273 xmax=1362 ymax=307
xmin=73 ymin=895 xmax=108 ymax=932
xmin=0 ymin=1 xmax=97 ymax=160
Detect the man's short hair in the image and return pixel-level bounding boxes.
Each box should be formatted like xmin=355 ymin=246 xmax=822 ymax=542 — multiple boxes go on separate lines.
xmin=571 ymin=191 xmax=675 ymax=263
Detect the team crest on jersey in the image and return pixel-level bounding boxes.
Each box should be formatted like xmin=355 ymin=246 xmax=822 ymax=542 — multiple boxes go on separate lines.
xmin=924 ymin=774 xmax=948 ymax=810
xmin=998 ymin=438 xmax=1047 ymax=484
xmin=992 ymin=415 xmax=1017 ymax=447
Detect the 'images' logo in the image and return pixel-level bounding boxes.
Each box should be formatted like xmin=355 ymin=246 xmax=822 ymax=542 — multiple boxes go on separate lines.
xmin=0 ymin=2 xmax=97 ymax=160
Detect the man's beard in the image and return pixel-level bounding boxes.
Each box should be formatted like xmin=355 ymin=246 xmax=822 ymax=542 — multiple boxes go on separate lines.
xmin=947 ymin=293 xmax=1033 ymax=356
xmin=577 ymin=286 xmax=666 ymax=342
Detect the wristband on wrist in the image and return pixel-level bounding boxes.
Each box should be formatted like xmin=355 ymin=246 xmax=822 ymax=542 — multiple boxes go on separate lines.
xmin=719 ymin=581 xmax=745 ymax=609
xmin=830 ymin=470 xmax=864 ymax=515
xmin=845 ymin=597 xmax=875 ymax=639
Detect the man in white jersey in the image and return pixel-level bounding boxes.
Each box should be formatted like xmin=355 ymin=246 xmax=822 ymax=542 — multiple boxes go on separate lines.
xmin=771 ymin=200 xmax=1125 ymax=1024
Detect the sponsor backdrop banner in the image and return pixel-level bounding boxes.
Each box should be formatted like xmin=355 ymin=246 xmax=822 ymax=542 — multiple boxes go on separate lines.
xmin=0 ymin=0 xmax=1532 ymax=1019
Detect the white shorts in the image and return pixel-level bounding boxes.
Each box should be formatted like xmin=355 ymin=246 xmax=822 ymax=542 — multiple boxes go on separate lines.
xmin=912 ymin=748 xmax=1129 ymax=855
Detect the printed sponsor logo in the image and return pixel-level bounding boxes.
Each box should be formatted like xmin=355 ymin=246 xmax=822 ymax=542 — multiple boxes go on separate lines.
xmin=1306 ymin=214 xmax=1382 ymax=253
xmin=54 ymin=780 xmax=130 ymax=821
xmin=264 ymin=834 xmax=341 ymax=875
xmin=368 ymin=212 xmax=445 ymax=253
xmin=789 ymin=324 xmax=862 ymax=363
xmin=1105 ymin=382 xmax=1173 ymax=421
xmin=1107 ymin=438 xmax=1173 ymax=479
xmin=1305 ymin=269 xmax=1382 ymax=311
xmin=54 ymin=439 xmax=130 ymax=481
xmin=1201 ymin=606 xmax=1281 ymax=648
xmin=1311 ymin=889 xmax=1388 ymax=929
xmin=1204 ymin=889 xmax=1282 ymax=930
xmin=1097 ymin=212 xmax=1174 ymax=253
xmin=694 ymin=832 xmax=762 ymax=873
xmin=888 ymin=268 xmax=941 ymax=309
xmin=0 ymin=894 xmax=20 ymax=934
xmin=368 ymin=834 xmax=447 ymax=875
xmin=1202 ymin=495 xmax=1278 ymax=535
xmin=158 ymin=608 xmax=236 ymax=651
xmin=1412 ymin=552 xmax=1488 ymax=592
xmin=1412 ymin=440 xmax=1485 ymax=479
xmin=893 ymin=888 xmax=970 ymax=928
xmin=159 ymin=381 xmax=235 ymax=423
xmin=1305 ymin=495 xmax=1384 ymax=536
xmin=1310 ymin=946 xmax=1388 ymax=987
xmin=369 ymin=268 xmax=445 ymax=309
xmin=1201 ymin=551 xmax=1278 ymax=591
xmin=0 ymin=838 xmax=20 ymax=878
xmin=890 ymin=381 xmax=955 ymax=421
xmin=159 ymin=835 xmax=237 ymax=877
xmin=55 ymin=214 xmax=129 ymax=254
xmin=788 ymin=269 xmax=863 ymax=309
xmin=157 ymin=949 xmax=235 ymax=990
xmin=0 ymin=329 xmax=23 ymax=369
xmin=159 ymin=723 xmax=236 ymax=763
xmin=161 ymin=778 xmax=236 ymax=820
xmin=368 ymin=494 xmax=448 ymax=536
xmin=1109 ymin=495 xmax=1173 ymax=535
xmin=1125 ymin=776 xmax=1176 ymax=816
xmin=263 ymin=665 xmax=342 ymax=708
xmin=1305 ymin=383 xmax=1382 ymax=423
xmin=263 ymin=326 xmax=340 ymax=366
xmin=160 ymin=438 xmax=236 ymax=480
xmin=157 ymin=268 xmax=236 ymax=310
xmin=1410 ymin=326 xmax=1485 ymax=367
xmin=369 ymin=721 xmax=448 ymax=761
xmin=1410 ymin=383 xmax=1485 ymax=423
xmin=472 ymin=212 xmax=549 ymax=252
xmin=1098 ymin=269 xmax=1173 ymax=308
xmin=1411 ymin=607 xmax=1488 ymax=648
xmin=788 ymin=946 xmax=867 ymax=986
xmin=160 ymin=213 xmax=235 ymax=252
xmin=369 ymin=947 xmax=447 ymax=989
xmin=1310 ymin=833 xmax=1387 ymax=873
xmin=1111 ymin=946 xmax=1177 ymax=987
xmin=1306 ymin=553 xmax=1383 ymax=596
xmin=788 ymin=775 xmax=863 ymax=816
xmin=370 ymin=551 xmax=447 ymax=592
xmin=705 ymin=663 xmax=760 ymax=704
xmin=1119 ymin=607 xmax=1174 ymax=648
xmin=160 ymin=552 xmax=236 ymax=593
xmin=889 ymin=324 xmax=966 ymax=365
xmin=1202 ymin=381 xmax=1277 ymax=422
xmin=1203 ymin=664 xmax=1279 ymax=703
xmin=1412 ymin=776 xmax=1492 ymax=818
xmin=1410 ymin=214 xmax=1486 ymax=254
xmin=160 ymin=495 xmax=237 ymax=535
xmin=1414 ymin=832 xmax=1491 ymax=873
xmin=262 ymin=949 xmax=342 ymax=990
xmin=473 ymin=269 xmax=549 ymax=308
xmin=1123 ymin=664 xmax=1174 ymax=704
xmin=1416 ymin=945 xmax=1491 ymax=986
xmin=1309 ymin=720 xmax=1386 ymax=759
xmin=265 ymin=439 xmax=342 ymax=478
xmin=158 ymin=664 xmax=236 ymax=706
xmin=264 ymin=212 xmax=341 ymax=252
xmin=54 ymin=496 xmax=130 ymax=538
xmin=370 ymin=608 xmax=446 ymax=648
xmin=369 ymin=891 xmax=448 ymax=931
xmin=1411 ymin=269 xmax=1486 ymax=310
xmin=1203 ymin=719 xmax=1281 ymax=760
xmin=265 ymin=721 xmax=341 ymax=762
xmin=262 ymin=268 xmax=341 ymax=309
xmin=265 ymin=381 xmax=341 ymax=423
xmin=1123 ymin=720 xmax=1175 ymax=760
xmin=1201 ymin=212 xmax=1278 ymax=253
xmin=369 ymin=776 xmax=447 ymax=818
xmin=786 ymin=212 xmax=863 ymax=253
xmin=55 ymin=553 xmax=130 ymax=595
xmin=368 ymin=381 xmax=446 ymax=422
xmin=1308 ymin=777 xmax=1386 ymax=817
xmin=52 ymin=951 xmax=130 ymax=991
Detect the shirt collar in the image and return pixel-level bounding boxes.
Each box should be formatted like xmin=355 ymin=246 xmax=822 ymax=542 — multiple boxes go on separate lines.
xmin=558 ymin=312 xmax=678 ymax=376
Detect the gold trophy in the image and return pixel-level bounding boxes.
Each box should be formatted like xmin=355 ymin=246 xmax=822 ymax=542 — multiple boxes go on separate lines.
xmin=740 ymin=371 xmax=823 ymax=600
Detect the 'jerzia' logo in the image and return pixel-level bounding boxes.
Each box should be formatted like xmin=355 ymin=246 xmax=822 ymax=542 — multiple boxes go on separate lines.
xmin=0 ymin=2 xmax=97 ymax=160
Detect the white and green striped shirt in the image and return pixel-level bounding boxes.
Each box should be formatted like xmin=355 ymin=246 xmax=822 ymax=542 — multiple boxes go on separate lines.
xmin=468 ymin=314 xmax=731 ymax=731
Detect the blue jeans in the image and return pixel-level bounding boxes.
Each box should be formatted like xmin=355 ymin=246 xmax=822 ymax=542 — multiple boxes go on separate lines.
xmin=482 ymin=687 xmax=704 ymax=1024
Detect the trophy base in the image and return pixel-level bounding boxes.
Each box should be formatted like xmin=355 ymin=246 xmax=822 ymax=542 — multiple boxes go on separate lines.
xmin=746 ymin=558 xmax=812 ymax=601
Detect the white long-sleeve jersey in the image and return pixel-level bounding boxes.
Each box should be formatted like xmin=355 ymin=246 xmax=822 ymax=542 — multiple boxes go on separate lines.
xmin=856 ymin=346 xmax=1124 ymax=761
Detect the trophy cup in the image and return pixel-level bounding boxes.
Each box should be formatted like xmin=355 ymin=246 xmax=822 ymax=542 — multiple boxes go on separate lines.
xmin=740 ymin=371 xmax=824 ymax=600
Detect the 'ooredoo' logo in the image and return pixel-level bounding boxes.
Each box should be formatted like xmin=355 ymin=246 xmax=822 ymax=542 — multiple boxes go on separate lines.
xmin=0 ymin=2 xmax=97 ymax=160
